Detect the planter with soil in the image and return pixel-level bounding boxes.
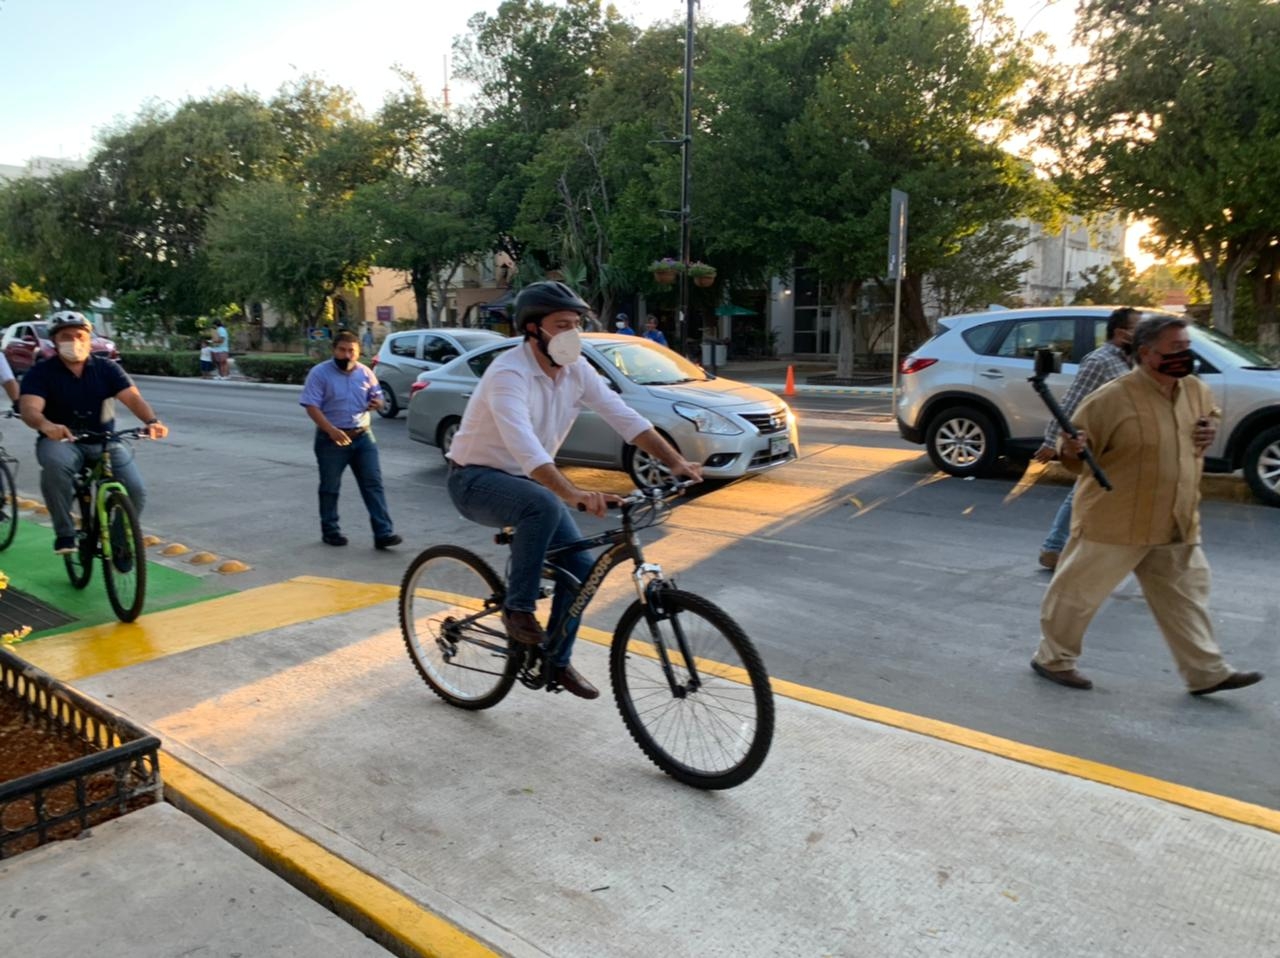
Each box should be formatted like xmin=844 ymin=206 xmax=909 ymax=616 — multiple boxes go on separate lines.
xmin=0 ymin=646 xmax=162 ymax=859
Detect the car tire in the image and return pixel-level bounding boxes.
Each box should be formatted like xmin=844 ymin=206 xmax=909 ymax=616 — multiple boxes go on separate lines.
xmin=1242 ymin=424 xmax=1280 ymax=507
xmin=378 ymin=381 xmax=399 ymax=419
xmin=437 ymin=417 xmax=461 ymax=462
xmin=624 ymin=436 xmax=677 ymax=490
xmin=925 ymin=405 xmax=999 ymax=477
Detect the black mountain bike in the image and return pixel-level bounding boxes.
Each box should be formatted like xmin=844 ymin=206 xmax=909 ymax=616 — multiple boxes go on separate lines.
xmin=400 ymin=480 xmax=774 ymax=790
xmin=0 ymin=410 xmax=18 ymax=551
xmin=63 ymin=429 xmax=148 ymax=623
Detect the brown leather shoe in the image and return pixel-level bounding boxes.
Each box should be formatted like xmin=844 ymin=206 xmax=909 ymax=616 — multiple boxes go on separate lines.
xmin=1190 ymin=671 xmax=1264 ymax=696
xmin=501 ymin=609 xmax=546 ymax=646
xmin=1038 ymin=550 xmax=1059 ymax=570
xmin=1031 ymin=659 xmax=1093 ymax=690
xmin=554 ymin=664 xmax=599 ymax=700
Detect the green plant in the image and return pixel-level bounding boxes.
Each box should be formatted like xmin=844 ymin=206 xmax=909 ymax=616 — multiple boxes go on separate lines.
xmin=649 ymin=257 xmax=684 ymax=273
xmin=118 ymin=351 xmax=202 ymax=377
xmin=686 ymin=262 xmax=717 ymax=278
xmin=263 ymin=323 xmax=301 ymax=347
xmin=234 ymin=354 xmax=316 ymax=384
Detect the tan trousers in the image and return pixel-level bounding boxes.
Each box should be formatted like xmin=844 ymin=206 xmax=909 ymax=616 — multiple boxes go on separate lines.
xmin=1035 ymin=537 xmax=1233 ymax=691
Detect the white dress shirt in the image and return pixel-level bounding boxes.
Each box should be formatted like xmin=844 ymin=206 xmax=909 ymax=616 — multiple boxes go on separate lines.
xmin=447 ymin=340 xmax=652 ymax=477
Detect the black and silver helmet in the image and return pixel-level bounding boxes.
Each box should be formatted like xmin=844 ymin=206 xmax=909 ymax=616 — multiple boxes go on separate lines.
xmin=513 ymin=281 xmax=589 ymax=334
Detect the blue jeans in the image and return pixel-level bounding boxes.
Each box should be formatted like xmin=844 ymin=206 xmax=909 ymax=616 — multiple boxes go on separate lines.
xmin=447 ymin=465 xmax=593 ymax=667
xmin=1041 ymin=487 xmax=1074 ymax=554
xmin=37 ymin=438 xmax=146 ymax=539
xmin=314 ymin=430 xmax=394 ymax=540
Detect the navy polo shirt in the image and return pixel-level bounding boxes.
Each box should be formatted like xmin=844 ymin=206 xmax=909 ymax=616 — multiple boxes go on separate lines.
xmin=19 ymin=356 xmax=133 ymax=433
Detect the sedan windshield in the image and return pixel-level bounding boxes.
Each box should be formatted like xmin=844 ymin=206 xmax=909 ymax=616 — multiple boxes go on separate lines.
xmin=593 ymin=339 xmax=709 ymax=385
xmin=33 ymin=323 xmax=50 ymax=338
xmin=453 ymin=331 xmax=501 ymax=352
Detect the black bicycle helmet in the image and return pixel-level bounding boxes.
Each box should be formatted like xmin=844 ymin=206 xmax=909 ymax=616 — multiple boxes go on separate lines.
xmin=48 ymin=310 xmax=94 ymax=335
xmin=513 ymin=281 xmax=590 ymax=334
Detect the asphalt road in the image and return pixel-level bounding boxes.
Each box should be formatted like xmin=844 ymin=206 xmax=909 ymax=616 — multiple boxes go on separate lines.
xmin=8 ymin=376 xmax=1278 ymax=810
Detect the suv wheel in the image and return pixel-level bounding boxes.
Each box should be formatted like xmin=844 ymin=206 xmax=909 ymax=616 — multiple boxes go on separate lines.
xmin=1243 ymin=424 xmax=1280 ymax=507
xmin=925 ymin=406 xmax=998 ymax=477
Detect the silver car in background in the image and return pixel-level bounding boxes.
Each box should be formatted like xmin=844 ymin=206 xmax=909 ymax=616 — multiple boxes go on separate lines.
xmin=896 ymin=306 xmax=1280 ymax=506
xmin=407 ymin=334 xmax=799 ymax=488
xmin=370 ymin=327 xmax=505 ymax=418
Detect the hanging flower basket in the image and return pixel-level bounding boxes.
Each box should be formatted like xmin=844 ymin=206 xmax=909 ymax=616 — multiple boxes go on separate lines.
xmin=687 ymin=262 xmax=717 ymax=287
xmin=649 ymin=258 xmax=683 ymax=284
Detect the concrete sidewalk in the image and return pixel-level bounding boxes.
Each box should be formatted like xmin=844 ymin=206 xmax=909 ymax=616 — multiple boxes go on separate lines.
xmin=5 ymin=579 xmax=1280 ymax=957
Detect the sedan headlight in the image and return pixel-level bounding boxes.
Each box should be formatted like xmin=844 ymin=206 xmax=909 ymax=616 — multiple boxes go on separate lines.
xmin=673 ymin=401 xmax=743 ymax=435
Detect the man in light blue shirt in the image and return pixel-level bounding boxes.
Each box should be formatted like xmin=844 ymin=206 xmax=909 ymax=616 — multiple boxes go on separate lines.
xmin=299 ymin=331 xmax=400 ymax=549
xmin=642 ymin=315 xmax=668 ymax=346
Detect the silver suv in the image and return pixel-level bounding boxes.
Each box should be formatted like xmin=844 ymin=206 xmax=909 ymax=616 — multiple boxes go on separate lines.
xmin=896 ymin=306 xmax=1280 ymax=507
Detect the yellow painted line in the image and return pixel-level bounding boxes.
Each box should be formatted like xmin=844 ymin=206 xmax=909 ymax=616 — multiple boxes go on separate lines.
xmin=578 ymin=624 xmax=1280 ymax=834
xmin=21 ymin=576 xmax=399 ymax=682
xmin=162 ymin=753 xmax=498 ymax=958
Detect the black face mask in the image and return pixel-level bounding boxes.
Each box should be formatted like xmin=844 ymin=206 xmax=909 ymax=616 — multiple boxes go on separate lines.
xmin=1153 ymin=348 xmax=1194 ymax=379
xmin=334 ymin=356 xmax=352 ymax=371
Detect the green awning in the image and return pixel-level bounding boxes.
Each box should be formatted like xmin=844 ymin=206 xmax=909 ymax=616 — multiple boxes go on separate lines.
xmin=714 ymin=303 xmax=757 ymax=316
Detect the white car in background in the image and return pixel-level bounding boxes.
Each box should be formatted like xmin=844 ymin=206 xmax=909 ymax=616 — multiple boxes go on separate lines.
xmin=407 ymin=334 xmax=799 ymax=488
xmin=370 ymin=327 xmax=504 ymax=418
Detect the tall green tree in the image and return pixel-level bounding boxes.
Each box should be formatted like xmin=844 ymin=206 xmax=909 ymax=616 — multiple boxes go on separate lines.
xmin=206 ymin=180 xmax=375 ymax=328
xmin=1034 ymin=0 xmax=1280 ymax=335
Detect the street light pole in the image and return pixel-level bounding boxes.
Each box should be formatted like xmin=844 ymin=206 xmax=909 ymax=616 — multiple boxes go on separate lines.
xmin=678 ymin=0 xmax=696 ymax=358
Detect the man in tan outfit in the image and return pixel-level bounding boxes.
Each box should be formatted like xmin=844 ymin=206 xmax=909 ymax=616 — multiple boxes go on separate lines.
xmin=1031 ymin=314 xmax=1263 ymax=695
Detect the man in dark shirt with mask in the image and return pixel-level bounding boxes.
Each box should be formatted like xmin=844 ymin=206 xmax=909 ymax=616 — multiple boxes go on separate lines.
xmin=19 ymin=311 xmax=168 ymax=553
xmin=299 ymin=330 xmax=400 ymax=549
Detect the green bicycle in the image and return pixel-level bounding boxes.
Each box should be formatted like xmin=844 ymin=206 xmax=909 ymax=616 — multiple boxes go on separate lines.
xmin=63 ymin=428 xmax=148 ymax=623
xmin=0 ymin=409 xmax=18 ymax=552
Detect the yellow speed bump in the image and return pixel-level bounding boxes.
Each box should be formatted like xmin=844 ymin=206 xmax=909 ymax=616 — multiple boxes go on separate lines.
xmin=17 ymin=498 xmax=41 ymax=510
xmin=162 ymin=543 xmax=190 ymax=556
xmin=32 ymin=505 xmax=49 ymax=515
xmin=188 ymin=552 xmax=219 ymax=565
xmin=143 ymin=535 xmax=163 ymax=547
xmin=216 ymin=560 xmax=251 ymax=574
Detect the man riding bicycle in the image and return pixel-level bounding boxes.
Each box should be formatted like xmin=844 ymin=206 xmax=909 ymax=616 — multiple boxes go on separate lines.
xmin=446 ymin=281 xmax=702 ymax=699
xmin=18 ymin=311 xmax=168 ymax=553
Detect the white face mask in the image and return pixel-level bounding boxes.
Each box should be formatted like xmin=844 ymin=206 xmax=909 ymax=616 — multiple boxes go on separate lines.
xmin=58 ymin=340 xmax=91 ymax=363
xmin=545 ymin=327 xmax=582 ymax=366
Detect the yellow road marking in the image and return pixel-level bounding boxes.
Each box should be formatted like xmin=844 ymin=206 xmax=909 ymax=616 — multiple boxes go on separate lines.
xmin=20 ymin=575 xmax=398 ymax=682
xmin=162 ymin=753 xmax=498 ymax=958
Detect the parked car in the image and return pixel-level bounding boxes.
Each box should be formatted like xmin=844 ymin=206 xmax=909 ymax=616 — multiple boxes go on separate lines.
xmin=370 ymin=328 xmax=505 ymax=418
xmin=896 ymin=305 xmax=1280 ymax=506
xmin=1 ymin=320 xmax=120 ymax=375
xmin=407 ymin=333 xmax=799 ymax=488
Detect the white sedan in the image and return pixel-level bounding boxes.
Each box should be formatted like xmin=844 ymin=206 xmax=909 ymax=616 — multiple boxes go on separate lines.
xmin=406 ymin=334 xmax=799 ymax=488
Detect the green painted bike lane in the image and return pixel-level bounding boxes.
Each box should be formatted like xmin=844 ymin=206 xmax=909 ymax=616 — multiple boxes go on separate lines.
xmin=1 ymin=519 xmax=232 ymax=638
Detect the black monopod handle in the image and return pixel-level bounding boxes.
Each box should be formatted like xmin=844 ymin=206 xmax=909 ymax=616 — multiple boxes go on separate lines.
xmin=1028 ymin=374 xmax=1113 ymax=491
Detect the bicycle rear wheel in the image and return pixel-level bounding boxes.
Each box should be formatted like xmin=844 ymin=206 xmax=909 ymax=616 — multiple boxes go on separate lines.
xmin=0 ymin=458 xmax=16 ymax=551
xmin=399 ymin=545 xmax=518 ymax=709
xmin=611 ymin=589 xmax=774 ymax=790
xmin=101 ymin=490 xmax=146 ymax=622
xmin=63 ymin=492 xmax=94 ymax=589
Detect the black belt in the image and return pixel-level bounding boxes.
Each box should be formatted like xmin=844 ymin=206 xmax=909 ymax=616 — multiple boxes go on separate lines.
xmin=339 ymin=426 xmax=367 ymax=438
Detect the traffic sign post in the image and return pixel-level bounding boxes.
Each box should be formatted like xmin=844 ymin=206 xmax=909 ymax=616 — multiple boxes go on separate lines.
xmin=888 ymin=189 xmax=908 ymax=404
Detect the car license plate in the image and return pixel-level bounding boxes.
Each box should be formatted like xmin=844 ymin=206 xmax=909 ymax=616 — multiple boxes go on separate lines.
xmin=769 ymin=435 xmax=789 ymax=458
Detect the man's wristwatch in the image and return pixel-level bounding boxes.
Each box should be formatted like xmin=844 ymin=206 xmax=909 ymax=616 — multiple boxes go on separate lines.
xmin=145 ymin=418 xmax=160 ymax=425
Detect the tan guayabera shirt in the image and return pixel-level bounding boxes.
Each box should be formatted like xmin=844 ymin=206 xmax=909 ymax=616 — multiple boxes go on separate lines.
xmin=1060 ymin=366 xmax=1220 ymax=546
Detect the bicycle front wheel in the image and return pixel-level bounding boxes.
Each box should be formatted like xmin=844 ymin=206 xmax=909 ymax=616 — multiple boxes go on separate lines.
xmin=64 ymin=492 xmax=94 ymax=589
xmin=611 ymin=589 xmax=774 ymax=790
xmin=0 ymin=458 xmax=16 ymax=551
xmin=400 ymin=545 xmax=518 ymax=710
xmin=101 ymin=490 xmax=146 ymax=622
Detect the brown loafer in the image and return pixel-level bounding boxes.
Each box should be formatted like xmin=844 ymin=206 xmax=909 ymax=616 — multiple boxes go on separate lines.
xmin=1190 ymin=671 xmax=1263 ymax=696
xmin=1038 ymin=550 xmax=1060 ymax=570
xmin=554 ymin=664 xmax=599 ymax=700
xmin=1031 ymin=659 xmax=1093 ymax=690
xmin=501 ymin=608 xmax=546 ymax=646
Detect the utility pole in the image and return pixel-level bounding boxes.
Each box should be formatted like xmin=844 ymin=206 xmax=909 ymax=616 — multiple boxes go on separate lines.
xmin=678 ymin=0 xmax=696 ymax=357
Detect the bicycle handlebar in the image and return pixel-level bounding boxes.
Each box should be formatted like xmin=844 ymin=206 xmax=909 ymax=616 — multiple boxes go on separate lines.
xmin=575 ymin=478 xmax=699 ymax=512
xmin=70 ymin=427 xmax=150 ymax=443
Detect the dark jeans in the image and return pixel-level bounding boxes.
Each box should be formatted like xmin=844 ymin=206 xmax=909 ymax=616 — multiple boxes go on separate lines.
xmin=447 ymin=465 xmax=593 ymax=667
xmin=313 ymin=430 xmax=394 ymax=540
xmin=37 ymin=437 xmax=146 ymax=539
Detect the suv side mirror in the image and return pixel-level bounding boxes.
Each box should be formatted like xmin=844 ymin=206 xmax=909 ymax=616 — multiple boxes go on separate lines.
xmin=1033 ymin=348 xmax=1062 ymax=378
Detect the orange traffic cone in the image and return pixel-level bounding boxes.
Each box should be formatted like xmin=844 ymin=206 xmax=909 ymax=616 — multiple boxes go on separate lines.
xmin=784 ymin=364 xmax=796 ymax=397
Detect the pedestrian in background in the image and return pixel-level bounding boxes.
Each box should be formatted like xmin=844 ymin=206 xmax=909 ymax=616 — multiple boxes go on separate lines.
xmin=299 ymin=331 xmax=401 ymax=550
xmin=614 ymin=313 xmax=636 ymax=335
xmin=361 ymin=324 xmax=375 ymax=352
xmin=1034 ymin=306 xmax=1139 ymax=570
xmin=210 ymin=318 xmax=231 ymax=380
xmin=642 ymin=315 xmax=668 ymax=347
xmin=1030 ymin=315 xmax=1263 ymax=696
